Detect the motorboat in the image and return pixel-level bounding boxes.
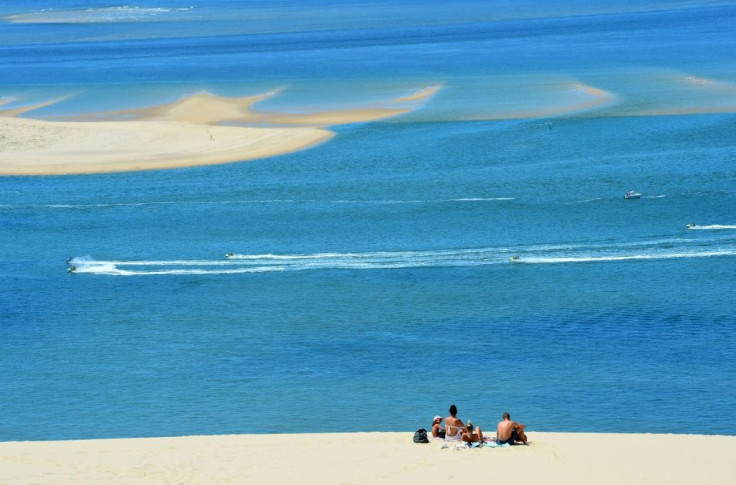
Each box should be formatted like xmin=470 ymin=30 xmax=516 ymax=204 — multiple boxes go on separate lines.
xmin=624 ymin=191 xmax=641 ymax=199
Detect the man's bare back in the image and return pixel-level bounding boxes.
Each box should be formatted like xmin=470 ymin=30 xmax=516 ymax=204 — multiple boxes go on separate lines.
xmin=496 ymin=419 xmax=517 ymax=441
xmin=496 ymin=412 xmax=528 ymax=444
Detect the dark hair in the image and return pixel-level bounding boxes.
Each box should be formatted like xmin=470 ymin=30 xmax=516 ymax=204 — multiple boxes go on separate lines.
xmin=449 ymin=404 xmax=457 ymax=417
xmin=502 ymin=412 xmax=510 ymax=420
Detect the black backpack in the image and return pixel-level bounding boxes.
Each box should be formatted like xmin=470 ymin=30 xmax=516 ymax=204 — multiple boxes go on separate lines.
xmin=413 ymin=428 xmax=429 ymax=443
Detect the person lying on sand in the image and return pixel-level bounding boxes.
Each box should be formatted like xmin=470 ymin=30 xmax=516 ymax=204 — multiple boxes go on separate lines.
xmin=496 ymin=412 xmax=529 ymax=445
xmin=431 ymin=416 xmax=445 ymax=439
xmin=444 ymin=404 xmax=465 ymax=441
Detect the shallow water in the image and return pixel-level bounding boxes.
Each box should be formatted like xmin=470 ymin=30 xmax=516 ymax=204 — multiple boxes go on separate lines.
xmin=1 ymin=1 xmax=735 ymax=440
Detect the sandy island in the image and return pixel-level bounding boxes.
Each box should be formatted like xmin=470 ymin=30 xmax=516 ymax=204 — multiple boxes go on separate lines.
xmin=0 ymin=86 xmax=440 ymax=176
xmin=0 ymin=432 xmax=734 ymax=484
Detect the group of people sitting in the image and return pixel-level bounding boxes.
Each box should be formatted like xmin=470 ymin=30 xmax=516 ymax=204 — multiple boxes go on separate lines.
xmin=431 ymin=404 xmax=529 ymax=446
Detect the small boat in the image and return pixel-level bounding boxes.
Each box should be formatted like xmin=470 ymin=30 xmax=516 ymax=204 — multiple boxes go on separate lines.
xmin=225 ymin=253 xmax=234 ymax=258
xmin=67 ymin=266 xmax=77 ymax=273
xmin=686 ymin=223 xmax=696 ymax=229
xmin=624 ymin=191 xmax=641 ymax=199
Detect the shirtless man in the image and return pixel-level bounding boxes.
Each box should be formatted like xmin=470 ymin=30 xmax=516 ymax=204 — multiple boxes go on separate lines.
xmin=444 ymin=404 xmax=465 ymax=441
xmin=496 ymin=412 xmax=528 ymax=445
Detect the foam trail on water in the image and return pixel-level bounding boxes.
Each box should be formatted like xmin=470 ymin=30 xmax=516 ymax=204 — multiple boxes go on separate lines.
xmin=69 ymin=258 xmax=288 ymax=276
xmin=68 ymin=248 xmax=514 ymax=276
xmin=5 ymin=6 xmax=195 ymax=24
xmin=5 ymin=197 xmax=515 ymax=211
xmin=687 ymin=224 xmax=736 ymax=231
xmin=66 ymin=235 xmax=736 ymax=276
xmin=512 ymin=250 xmax=735 ymax=265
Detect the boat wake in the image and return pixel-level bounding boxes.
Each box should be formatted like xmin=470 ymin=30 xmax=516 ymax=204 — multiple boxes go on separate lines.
xmin=687 ymin=224 xmax=736 ymax=231
xmin=67 ymin=235 xmax=736 ymax=276
xmin=3 ymin=197 xmax=516 ymax=211
xmin=5 ymin=6 xmax=195 ymax=24
xmin=510 ymin=250 xmax=733 ymax=265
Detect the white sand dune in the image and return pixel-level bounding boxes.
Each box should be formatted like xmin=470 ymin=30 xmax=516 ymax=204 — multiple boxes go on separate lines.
xmin=0 ymin=116 xmax=333 ymax=175
xmin=0 ymin=86 xmax=441 ymax=176
xmin=0 ymin=432 xmax=733 ymax=484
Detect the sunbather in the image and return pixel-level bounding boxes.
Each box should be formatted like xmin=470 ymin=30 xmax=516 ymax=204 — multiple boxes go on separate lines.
xmin=462 ymin=421 xmax=484 ymax=444
xmin=431 ymin=415 xmax=445 ymax=439
xmin=444 ymin=404 xmax=465 ymax=441
xmin=496 ymin=412 xmax=528 ymax=445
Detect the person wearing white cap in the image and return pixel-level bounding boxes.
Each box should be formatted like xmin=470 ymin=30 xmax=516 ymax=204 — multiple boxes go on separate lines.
xmin=431 ymin=415 xmax=445 ymax=439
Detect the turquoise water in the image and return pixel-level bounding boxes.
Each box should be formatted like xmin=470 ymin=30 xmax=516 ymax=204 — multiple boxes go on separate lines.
xmin=1 ymin=1 xmax=735 ymax=441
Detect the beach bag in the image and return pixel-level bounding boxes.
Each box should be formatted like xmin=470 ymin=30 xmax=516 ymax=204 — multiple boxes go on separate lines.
xmin=413 ymin=428 xmax=429 ymax=443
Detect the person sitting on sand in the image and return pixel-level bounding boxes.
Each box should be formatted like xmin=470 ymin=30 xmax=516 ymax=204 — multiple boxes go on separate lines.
xmin=444 ymin=404 xmax=465 ymax=441
xmin=462 ymin=421 xmax=484 ymax=444
xmin=431 ymin=415 xmax=445 ymax=439
xmin=496 ymin=412 xmax=528 ymax=445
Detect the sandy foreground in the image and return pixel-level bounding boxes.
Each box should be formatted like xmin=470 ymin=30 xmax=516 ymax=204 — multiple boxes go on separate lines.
xmin=0 ymin=432 xmax=733 ymax=484
xmin=0 ymin=87 xmax=439 ymax=176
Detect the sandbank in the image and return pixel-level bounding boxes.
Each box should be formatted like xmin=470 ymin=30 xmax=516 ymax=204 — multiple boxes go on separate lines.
xmin=0 ymin=117 xmax=333 ymax=175
xmin=471 ymin=82 xmax=615 ymax=120
xmin=0 ymin=86 xmax=440 ymax=176
xmin=0 ymin=431 xmax=733 ymax=484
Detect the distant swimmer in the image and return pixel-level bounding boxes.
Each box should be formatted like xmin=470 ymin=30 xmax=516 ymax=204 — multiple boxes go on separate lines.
xmin=225 ymin=253 xmax=234 ymax=258
xmin=66 ymin=257 xmax=73 ymax=265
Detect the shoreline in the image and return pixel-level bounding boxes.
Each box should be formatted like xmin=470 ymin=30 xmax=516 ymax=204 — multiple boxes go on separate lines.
xmin=1 ymin=431 xmax=734 ymax=484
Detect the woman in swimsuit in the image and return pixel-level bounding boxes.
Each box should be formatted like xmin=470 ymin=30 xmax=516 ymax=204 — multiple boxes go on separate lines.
xmin=431 ymin=416 xmax=445 ymax=439
xmin=444 ymin=404 xmax=465 ymax=441
xmin=462 ymin=421 xmax=484 ymax=445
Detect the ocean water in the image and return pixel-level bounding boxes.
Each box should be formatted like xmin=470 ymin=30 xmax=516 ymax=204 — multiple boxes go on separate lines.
xmin=1 ymin=1 xmax=735 ymax=441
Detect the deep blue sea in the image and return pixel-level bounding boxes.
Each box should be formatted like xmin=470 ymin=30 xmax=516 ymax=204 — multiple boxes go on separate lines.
xmin=1 ymin=1 xmax=735 ymax=441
